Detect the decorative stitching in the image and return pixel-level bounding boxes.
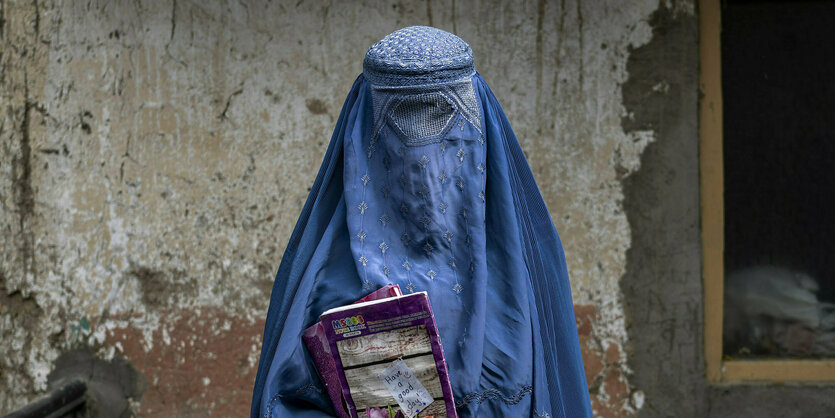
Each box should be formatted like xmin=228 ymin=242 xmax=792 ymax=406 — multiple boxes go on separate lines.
xmin=423 ymin=242 xmax=434 ymax=256
xmin=420 ymin=214 xmax=432 ymax=230
xmin=265 ymin=392 xmax=281 ymax=418
xmin=443 ymin=230 xmax=454 ymax=243
xmin=419 ymin=155 xmax=430 ymax=167
xmin=452 ymin=282 xmax=463 ymax=294
xmin=455 ymin=385 xmax=533 ymax=409
xmin=358 ymin=165 xmax=371 ymax=290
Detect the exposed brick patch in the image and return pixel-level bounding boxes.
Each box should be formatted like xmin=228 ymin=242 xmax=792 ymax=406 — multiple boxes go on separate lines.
xmin=106 ymin=309 xmax=265 ymax=417
xmin=575 ymin=304 xmax=597 ymax=336
xmin=604 ymin=368 xmax=629 ymax=405
xmin=592 ymin=398 xmax=624 ymax=418
xmin=605 ymin=342 xmax=621 ymax=364
xmin=575 ymin=304 xmax=633 ymax=418
xmin=580 ymin=333 xmax=604 ymax=388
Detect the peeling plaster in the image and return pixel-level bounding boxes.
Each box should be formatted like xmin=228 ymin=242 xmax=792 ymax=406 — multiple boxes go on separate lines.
xmin=0 ymin=0 xmax=693 ymax=415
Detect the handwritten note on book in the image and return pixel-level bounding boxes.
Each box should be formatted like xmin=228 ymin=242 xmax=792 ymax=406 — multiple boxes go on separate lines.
xmin=379 ymin=358 xmax=434 ymax=418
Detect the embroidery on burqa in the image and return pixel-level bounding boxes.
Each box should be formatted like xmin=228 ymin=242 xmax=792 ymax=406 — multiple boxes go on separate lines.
xmin=455 ymin=385 xmax=533 ymax=409
xmin=346 ymin=81 xmax=546 ymax=414
xmin=356 ymin=78 xmax=483 ymax=297
xmin=358 ymin=90 xmax=542 ymax=413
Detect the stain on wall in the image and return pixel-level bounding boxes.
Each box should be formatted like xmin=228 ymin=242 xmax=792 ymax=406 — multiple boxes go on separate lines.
xmin=0 ymin=0 xmax=693 ymax=415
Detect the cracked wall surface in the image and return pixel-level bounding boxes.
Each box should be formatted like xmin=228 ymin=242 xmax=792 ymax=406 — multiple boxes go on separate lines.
xmin=0 ymin=0 xmax=691 ymax=416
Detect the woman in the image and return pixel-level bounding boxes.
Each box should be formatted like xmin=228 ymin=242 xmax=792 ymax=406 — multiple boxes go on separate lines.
xmin=251 ymin=26 xmax=592 ymax=418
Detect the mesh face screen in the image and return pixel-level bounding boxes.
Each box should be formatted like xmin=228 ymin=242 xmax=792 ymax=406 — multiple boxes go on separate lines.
xmin=390 ymin=93 xmax=456 ymax=144
xmin=369 ymin=80 xmax=482 ymax=149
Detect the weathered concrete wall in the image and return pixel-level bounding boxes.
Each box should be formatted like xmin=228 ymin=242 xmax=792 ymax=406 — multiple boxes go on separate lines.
xmin=1 ymin=0 xmax=693 ymax=416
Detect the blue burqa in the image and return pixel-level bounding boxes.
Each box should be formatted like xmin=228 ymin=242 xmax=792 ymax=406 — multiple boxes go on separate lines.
xmin=251 ymin=27 xmax=592 ymax=418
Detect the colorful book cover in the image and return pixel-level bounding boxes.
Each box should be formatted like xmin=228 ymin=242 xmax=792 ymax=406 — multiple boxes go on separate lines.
xmin=319 ymin=291 xmax=457 ymax=418
xmin=303 ymin=284 xmax=402 ymax=418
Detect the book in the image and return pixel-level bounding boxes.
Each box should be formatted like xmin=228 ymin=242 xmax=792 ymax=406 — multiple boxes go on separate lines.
xmin=304 ymin=284 xmax=403 ymax=418
xmin=319 ymin=291 xmax=457 ymax=418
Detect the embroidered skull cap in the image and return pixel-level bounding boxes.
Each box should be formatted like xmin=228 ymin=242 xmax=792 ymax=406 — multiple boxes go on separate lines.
xmin=363 ymin=26 xmax=475 ymax=86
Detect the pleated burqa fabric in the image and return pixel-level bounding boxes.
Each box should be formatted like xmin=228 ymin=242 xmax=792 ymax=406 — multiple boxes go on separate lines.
xmin=250 ymin=26 xmax=592 ymax=418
